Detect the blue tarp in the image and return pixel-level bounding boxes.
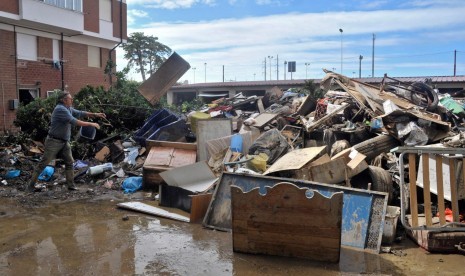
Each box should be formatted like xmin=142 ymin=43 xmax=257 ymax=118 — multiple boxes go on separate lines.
xmin=134 ymin=109 xmax=181 ymax=146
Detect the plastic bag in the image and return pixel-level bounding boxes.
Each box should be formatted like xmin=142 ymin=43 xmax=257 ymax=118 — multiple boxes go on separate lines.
xmin=248 ymin=129 xmax=289 ymax=164
xmin=5 ymin=170 xmax=20 ymax=179
xmin=122 ymin=177 xmax=143 ymax=194
xmin=38 ymin=166 xmax=55 ymax=181
xmin=247 ymin=153 xmax=269 ymax=173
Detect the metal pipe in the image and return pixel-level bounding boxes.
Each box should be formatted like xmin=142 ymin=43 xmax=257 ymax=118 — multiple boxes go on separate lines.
xmin=108 ymin=0 xmax=124 ymax=86
xmin=61 ymin=32 xmax=64 ymax=91
xmin=14 ymin=26 xmax=18 ymax=99
xmin=2 ymin=82 xmax=6 ymax=132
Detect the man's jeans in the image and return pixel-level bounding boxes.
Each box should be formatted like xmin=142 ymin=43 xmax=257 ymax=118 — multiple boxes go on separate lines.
xmin=28 ymin=137 xmax=74 ymax=188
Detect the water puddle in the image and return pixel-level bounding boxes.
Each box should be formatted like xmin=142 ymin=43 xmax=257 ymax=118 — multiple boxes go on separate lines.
xmin=0 ymin=198 xmax=462 ymax=275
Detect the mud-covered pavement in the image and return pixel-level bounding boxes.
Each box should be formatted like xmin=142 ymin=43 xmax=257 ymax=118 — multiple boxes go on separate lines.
xmin=0 ymin=191 xmax=463 ymax=276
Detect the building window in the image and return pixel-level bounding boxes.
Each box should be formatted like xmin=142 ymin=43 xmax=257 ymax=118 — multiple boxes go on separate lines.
xmin=17 ymin=33 xmax=37 ymax=61
xmin=19 ymin=89 xmax=39 ymax=106
xmin=41 ymin=0 xmax=83 ymax=13
xmin=99 ymin=0 xmax=112 ymax=22
xmin=88 ymin=46 xmax=101 ymax=68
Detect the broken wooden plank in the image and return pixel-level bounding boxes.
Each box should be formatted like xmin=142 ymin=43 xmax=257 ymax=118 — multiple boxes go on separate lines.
xmin=190 ymin=193 xmax=213 ymax=223
xmin=117 ymin=201 xmax=190 ymax=222
xmin=252 ymin=113 xmax=279 ymax=128
xmin=137 ymin=52 xmax=190 ymax=105
xmin=263 ymin=146 xmax=326 ymax=175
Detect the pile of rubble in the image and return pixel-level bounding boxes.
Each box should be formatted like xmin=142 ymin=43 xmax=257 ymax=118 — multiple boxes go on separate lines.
xmin=0 ymin=134 xmax=146 ymax=204
xmin=136 ymin=69 xmax=465 ymax=255
xmin=2 ymin=68 xmax=465 ymax=254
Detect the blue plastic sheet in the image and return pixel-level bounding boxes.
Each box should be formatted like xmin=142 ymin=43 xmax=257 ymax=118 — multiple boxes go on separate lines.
xmin=38 ymin=166 xmax=55 ymax=181
xmin=122 ymin=177 xmax=143 ymax=194
xmin=5 ymin=170 xmax=20 ymax=179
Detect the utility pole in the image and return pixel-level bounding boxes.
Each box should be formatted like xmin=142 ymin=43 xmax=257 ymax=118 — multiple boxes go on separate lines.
xmin=276 ymin=55 xmax=279 ymax=80
xmin=222 ymin=65 xmax=224 ymax=82
xmin=454 ymin=49 xmax=457 ymax=76
xmin=359 ymin=55 xmax=363 ymax=78
xmin=268 ymin=56 xmax=273 ymax=80
xmin=339 ymin=28 xmax=343 ymax=74
xmin=204 ymin=62 xmax=207 ymax=82
xmin=372 ymin=33 xmax=375 ymax=78
xmin=192 ymin=67 xmax=196 ymax=83
xmin=264 ymin=58 xmax=267 ymax=81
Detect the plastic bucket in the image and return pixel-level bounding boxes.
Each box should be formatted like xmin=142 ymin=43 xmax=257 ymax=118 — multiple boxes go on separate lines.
xmin=382 ymin=206 xmax=400 ymax=244
xmin=230 ymin=134 xmax=243 ymax=153
xmin=80 ymin=125 xmax=96 ymax=140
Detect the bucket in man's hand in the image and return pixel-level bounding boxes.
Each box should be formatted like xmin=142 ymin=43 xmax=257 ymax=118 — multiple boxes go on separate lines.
xmin=80 ymin=125 xmax=96 ymax=140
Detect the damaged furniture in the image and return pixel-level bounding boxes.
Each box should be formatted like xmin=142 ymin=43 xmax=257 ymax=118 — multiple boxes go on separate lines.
xmin=159 ymin=161 xmax=217 ymax=223
xmin=395 ymin=146 xmax=465 ymax=253
xmin=142 ymin=140 xmax=197 ymax=188
xmin=204 ymin=172 xmax=389 ymax=252
xmin=231 ymin=182 xmax=343 ymax=262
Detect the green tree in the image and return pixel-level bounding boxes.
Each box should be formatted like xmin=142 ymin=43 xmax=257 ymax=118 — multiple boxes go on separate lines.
xmin=122 ymin=32 xmax=172 ymax=81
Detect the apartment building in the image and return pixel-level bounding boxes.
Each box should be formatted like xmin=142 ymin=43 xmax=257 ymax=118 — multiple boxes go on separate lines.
xmin=0 ymin=0 xmax=127 ymax=132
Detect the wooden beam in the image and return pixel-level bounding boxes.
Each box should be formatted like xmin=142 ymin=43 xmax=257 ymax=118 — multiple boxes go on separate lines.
xmin=409 ymin=153 xmax=419 ymax=227
xmin=422 ymin=153 xmax=432 ymax=226
xmin=435 ymin=155 xmax=446 ymax=225
xmin=450 ymin=158 xmax=460 ymax=222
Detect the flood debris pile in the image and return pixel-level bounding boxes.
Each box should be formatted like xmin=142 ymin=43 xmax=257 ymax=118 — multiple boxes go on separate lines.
xmin=3 ymin=66 xmax=465 ymax=257
xmin=131 ymin=68 xmax=465 ymax=257
xmin=0 ymin=133 xmax=146 ymax=204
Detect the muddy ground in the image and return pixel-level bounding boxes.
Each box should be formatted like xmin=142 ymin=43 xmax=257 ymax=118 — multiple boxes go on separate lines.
xmin=0 ymin=186 xmax=463 ymax=276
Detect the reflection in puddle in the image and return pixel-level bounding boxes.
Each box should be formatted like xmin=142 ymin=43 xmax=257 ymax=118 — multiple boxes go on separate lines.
xmin=1 ymin=198 xmax=463 ymax=275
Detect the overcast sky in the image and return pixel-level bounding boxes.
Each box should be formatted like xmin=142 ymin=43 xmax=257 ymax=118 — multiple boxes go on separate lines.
xmin=117 ymin=0 xmax=465 ymax=83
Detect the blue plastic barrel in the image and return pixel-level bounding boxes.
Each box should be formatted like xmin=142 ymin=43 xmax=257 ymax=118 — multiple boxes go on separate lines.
xmin=230 ymin=134 xmax=243 ymax=153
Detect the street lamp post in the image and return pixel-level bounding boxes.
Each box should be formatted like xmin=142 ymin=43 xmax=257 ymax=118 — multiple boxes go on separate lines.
xmin=305 ymin=62 xmax=310 ymax=79
xmin=284 ymin=61 xmax=287 ymax=80
xmin=204 ymin=62 xmax=207 ymax=82
xmin=268 ymin=56 xmax=273 ymax=80
xmin=192 ymin=67 xmax=196 ymax=83
xmin=372 ymin=33 xmax=376 ymax=78
xmin=339 ymin=28 xmax=343 ymax=74
xmin=359 ymin=55 xmax=363 ymax=78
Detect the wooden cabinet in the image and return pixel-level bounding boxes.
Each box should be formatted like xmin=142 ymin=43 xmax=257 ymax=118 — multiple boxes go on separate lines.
xmin=143 ymin=141 xmax=197 ymax=188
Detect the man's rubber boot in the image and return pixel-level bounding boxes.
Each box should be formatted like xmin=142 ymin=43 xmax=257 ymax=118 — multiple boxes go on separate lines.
xmin=65 ymin=169 xmax=78 ymax=191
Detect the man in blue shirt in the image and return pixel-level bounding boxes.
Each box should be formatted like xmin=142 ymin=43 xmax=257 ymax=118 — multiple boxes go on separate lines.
xmin=26 ymin=91 xmax=106 ymax=192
